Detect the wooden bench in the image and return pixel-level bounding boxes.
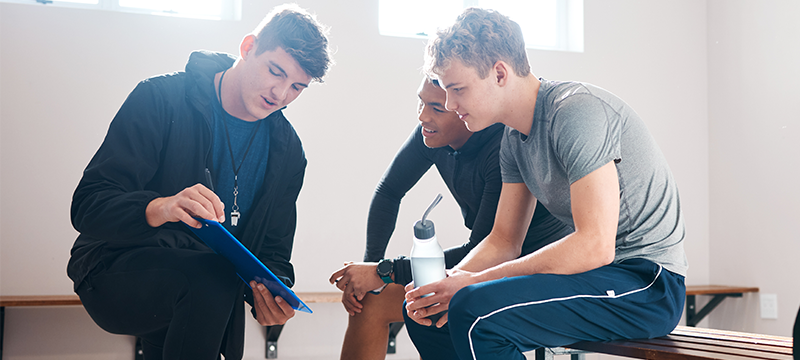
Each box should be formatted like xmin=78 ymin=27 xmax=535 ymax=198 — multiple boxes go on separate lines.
xmin=264 ymin=292 xmax=405 ymax=358
xmin=0 ymin=295 xmax=84 ymax=360
xmin=286 ymin=287 xmax=768 ymax=359
xmin=4 ymin=287 xmax=779 ymax=360
xmin=685 ymin=285 xmax=759 ymax=327
xmin=534 ymin=285 xmax=772 ymax=360
xmin=538 ymin=325 xmax=793 ymax=360
xmin=292 ymin=287 xmax=775 ymax=360
xmin=265 ymin=292 xmax=341 ymax=358
xmin=0 ymin=293 xmax=343 ymax=360
xmin=1 ymin=295 xmax=159 ymax=360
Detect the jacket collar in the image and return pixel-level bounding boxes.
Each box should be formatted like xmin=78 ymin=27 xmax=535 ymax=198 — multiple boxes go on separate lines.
xmin=184 ymin=51 xmax=236 ymax=119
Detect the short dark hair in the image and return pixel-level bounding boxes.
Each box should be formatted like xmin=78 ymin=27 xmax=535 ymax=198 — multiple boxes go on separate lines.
xmin=253 ymin=4 xmax=333 ymax=83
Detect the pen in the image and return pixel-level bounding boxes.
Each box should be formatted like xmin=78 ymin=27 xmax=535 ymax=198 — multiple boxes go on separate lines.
xmin=205 ymin=168 xmax=215 ymax=192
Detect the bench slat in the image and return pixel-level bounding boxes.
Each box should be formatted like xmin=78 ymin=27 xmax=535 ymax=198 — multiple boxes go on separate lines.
xmin=0 ymin=292 xmax=341 ymax=307
xmin=685 ymin=285 xmax=759 ymax=296
xmin=0 ymin=295 xmax=82 ymax=307
xmin=572 ymin=339 xmax=792 ymax=360
xmin=296 ymin=292 xmax=340 ymax=303
xmin=628 ymin=336 xmax=793 ymax=358
xmin=654 ymin=335 xmax=793 ymax=354
xmin=569 ymin=326 xmax=793 ymax=360
xmin=671 ymin=326 xmax=792 ymax=346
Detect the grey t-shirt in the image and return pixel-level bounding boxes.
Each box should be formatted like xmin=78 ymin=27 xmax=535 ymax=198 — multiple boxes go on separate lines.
xmin=500 ymin=79 xmax=688 ymax=276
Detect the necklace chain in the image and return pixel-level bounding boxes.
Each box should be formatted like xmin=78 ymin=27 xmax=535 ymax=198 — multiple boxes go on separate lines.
xmin=216 ymin=69 xmax=263 ymax=226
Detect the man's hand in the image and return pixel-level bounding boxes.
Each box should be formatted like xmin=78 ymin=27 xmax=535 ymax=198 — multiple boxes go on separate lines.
xmin=328 ymin=261 xmax=386 ymax=316
xmin=250 ymin=280 xmax=295 ymax=326
xmin=404 ymin=269 xmax=479 ymax=328
xmin=145 ymin=183 xmax=225 ymax=228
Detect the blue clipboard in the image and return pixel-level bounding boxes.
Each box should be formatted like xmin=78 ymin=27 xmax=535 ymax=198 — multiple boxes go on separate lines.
xmin=185 ymin=218 xmax=312 ymax=314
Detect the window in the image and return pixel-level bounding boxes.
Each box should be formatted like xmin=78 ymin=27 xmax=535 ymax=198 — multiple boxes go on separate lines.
xmin=1 ymin=0 xmax=241 ymax=21
xmin=379 ymin=0 xmax=583 ymax=52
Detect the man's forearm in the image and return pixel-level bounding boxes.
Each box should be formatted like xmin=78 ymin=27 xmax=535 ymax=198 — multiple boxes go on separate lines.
xmin=473 ymin=231 xmax=615 ymax=284
xmin=453 ymin=234 xmax=520 ymax=273
xmin=452 ymin=226 xmax=616 ymax=288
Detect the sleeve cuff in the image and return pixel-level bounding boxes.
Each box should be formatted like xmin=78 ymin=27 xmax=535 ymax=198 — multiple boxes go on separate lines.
xmin=393 ymin=255 xmax=412 ymax=286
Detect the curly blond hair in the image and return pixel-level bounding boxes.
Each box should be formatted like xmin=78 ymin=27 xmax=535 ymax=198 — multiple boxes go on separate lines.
xmin=424 ymin=7 xmax=530 ymax=79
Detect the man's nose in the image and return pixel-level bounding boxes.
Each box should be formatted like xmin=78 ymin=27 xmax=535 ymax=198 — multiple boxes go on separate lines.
xmin=418 ymin=108 xmax=431 ymax=123
xmin=273 ymin=81 xmax=291 ymax=102
xmin=444 ymin=96 xmax=457 ymax=112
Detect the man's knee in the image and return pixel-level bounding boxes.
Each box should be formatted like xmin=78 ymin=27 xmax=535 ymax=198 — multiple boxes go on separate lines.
xmin=175 ymin=252 xmax=240 ymax=310
xmin=448 ymin=284 xmax=482 ymax=333
xmin=402 ymin=299 xmax=435 ymax=337
xmin=196 ymin=253 xmax=239 ymax=286
xmin=352 ymin=297 xmax=401 ymax=328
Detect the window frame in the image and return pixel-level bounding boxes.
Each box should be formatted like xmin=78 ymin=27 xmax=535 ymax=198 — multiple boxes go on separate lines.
xmin=0 ymin=0 xmax=242 ymax=21
xmin=378 ymin=0 xmax=584 ymax=53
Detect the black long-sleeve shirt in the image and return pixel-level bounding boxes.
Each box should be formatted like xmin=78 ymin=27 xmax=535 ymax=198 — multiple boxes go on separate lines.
xmin=364 ymin=123 xmax=573 ymax=285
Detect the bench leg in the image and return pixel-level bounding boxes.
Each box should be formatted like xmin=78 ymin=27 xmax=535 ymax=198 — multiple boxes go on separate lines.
xmin=535 ymin=347 xmax=586 ymax=360
xmin=686 ymin=293 xmax=741 ymax=327
xmin=1 ymin=306 xmax=5 ymax=360
xmin=265 ymin=325 xmax=283 ymax=359
xmin=262 ymin=321 xmax=405 ymax=358
xmin=534 ymin=348 xmax=552 ymax=360
xmin=134 ymin=337 xmax=143 ymax=360
xmin=387 ymin=321 xmax=404 ymax=354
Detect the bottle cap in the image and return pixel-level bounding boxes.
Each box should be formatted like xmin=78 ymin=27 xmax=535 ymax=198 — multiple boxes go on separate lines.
xmin=413 ymin=219 xmax=435 ymax=239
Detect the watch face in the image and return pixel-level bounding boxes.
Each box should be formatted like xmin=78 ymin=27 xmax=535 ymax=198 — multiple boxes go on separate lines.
xmin=377 ymin=259 xmax=392 ymax=275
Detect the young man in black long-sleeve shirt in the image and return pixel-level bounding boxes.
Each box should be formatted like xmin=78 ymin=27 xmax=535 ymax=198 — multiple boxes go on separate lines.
xmin=328 ymin=77 xmax=572 ymax=360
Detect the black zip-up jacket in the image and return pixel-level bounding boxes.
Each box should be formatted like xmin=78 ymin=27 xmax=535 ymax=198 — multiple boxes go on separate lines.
xmin=68 ymin=51 xmax=306 ymax=358
xmin=365 ymin=123 xmax=573 ymax=285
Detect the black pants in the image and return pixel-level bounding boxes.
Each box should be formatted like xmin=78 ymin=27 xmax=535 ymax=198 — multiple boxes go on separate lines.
xmin=77 ymin=247 xmax=240 ymax=360
xmin=793 ymin=305 xmax=799 ymax=360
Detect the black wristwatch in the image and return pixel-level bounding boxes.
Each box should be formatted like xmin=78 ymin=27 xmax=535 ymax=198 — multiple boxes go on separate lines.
xmin=376 ymin=258 xmax=394 ymax=284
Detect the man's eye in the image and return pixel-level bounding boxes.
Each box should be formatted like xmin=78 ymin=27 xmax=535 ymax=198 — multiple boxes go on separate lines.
xmin=433 ymin=107 xmax=446 ymax=113
xmin=269 ymin=68 xmax=280 ymax=76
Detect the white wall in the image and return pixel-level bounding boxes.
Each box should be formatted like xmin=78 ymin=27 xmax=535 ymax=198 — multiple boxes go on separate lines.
xmin=706 ymin=0 xmax=800 ymax=336
xmin=1 ymin=0 xmax=792 ymax=359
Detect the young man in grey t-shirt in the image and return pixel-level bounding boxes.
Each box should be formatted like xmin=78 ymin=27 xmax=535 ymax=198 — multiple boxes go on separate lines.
xmin=402 ymin=8 xmax=688 ymax=360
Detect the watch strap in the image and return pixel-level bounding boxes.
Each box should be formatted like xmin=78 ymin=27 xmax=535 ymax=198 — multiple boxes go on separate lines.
xmin=377 ymin=258 xmax=393 ymax=284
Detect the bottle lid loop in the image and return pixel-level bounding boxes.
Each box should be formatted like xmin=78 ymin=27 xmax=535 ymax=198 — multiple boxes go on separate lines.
xmin=414 ymin=193 xmax=442 ymax=239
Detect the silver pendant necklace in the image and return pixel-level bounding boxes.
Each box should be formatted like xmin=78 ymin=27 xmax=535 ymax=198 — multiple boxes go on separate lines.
xmin=217 ymin=70 xmax=263 ymax=226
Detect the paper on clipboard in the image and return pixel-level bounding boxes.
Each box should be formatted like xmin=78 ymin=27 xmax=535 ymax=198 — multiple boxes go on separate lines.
xmin=185 ymin=218 xmax=312 ymax=314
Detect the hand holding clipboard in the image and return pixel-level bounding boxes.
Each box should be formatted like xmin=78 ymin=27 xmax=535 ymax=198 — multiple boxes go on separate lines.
xmin=185 ymin=218 xmax=312 ymax=313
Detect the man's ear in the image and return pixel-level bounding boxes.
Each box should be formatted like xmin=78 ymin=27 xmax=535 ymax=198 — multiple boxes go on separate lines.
xmin=239 ymin=34 xmax=257 ymax=59
xmin=493 ymin=61 xmax=510 ymax=87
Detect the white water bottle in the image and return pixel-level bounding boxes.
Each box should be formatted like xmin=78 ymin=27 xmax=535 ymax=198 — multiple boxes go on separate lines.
xmin=410 ymin=194 xmax=446 ymax=297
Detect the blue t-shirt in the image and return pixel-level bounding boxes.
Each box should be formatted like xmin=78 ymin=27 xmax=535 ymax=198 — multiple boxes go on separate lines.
xmin=211 ymin=97 xmax=270 ymax=237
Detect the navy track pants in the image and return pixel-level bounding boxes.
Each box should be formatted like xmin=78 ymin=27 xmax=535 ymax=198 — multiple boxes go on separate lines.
xmin=403 ymin=258 xmax=685 ymax=360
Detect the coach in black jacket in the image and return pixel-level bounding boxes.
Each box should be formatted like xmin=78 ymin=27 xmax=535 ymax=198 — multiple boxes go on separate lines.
xmin=67 ymin=5 xmax=331 ymax=360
